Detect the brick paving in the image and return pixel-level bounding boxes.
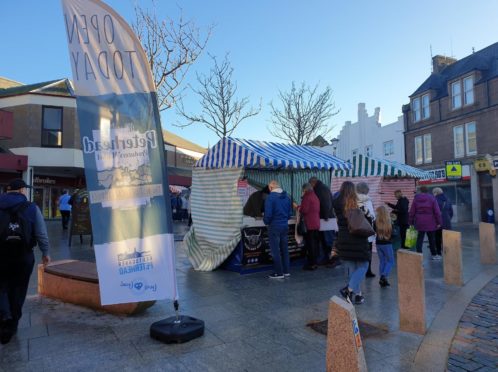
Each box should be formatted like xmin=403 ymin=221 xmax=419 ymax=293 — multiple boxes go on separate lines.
xmin=447 ymin=276 xmax=498 ymax=372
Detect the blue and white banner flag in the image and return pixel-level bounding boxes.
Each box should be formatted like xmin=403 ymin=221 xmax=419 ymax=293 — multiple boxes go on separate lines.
xmin=61 ymin=0 xmax=177 ymax=305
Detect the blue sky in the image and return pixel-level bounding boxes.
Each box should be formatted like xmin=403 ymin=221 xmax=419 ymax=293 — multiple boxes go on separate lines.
xmin=2 ymin=0 xmax=498 ymax=148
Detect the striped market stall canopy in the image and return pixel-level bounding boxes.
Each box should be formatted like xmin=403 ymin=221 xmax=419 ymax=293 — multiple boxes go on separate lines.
xmin=195 ymin=137 xmax=352 ymax=171
xmin=335 ymin=155 xmax=433 ymax=180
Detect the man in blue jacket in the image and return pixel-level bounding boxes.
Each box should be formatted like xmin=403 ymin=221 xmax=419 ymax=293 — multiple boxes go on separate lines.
xmin=264 ymin=180 xmax=292 ymax=279
xmin=0 ymin=179 xmax=50 ymax=344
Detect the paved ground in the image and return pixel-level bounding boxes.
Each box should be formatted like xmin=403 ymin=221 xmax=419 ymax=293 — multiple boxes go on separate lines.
xmin=0 ymin=221 xmax=496 ymax=371
xmin=447 ymin=277 xmax=498 ymax=372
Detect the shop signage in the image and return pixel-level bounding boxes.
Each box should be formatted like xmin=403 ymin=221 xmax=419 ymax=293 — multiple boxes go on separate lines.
xmin=445 ymin=161 xmax=462 ymax=181
xmin=34 ymin=177 xmax=56 ymax=185
xmin=474 ymin=158 xmax=491 ymax=172
xmin=493 ymin=159 xmax=498 ymax=169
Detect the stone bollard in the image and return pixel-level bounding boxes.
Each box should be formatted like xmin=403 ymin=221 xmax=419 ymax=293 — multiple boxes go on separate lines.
xmin=397 ymin=250 xmax=425 ymax=335
xmin=479 ymin=222 xmax=497 ymax=264
xmin=326 ymin=296 xmax=367 ymax=372
xmin=443 ymin=230 xmax=463 ymax=286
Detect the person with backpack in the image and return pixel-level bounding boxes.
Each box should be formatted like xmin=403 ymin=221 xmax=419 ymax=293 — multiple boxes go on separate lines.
xmin=0 ymin=179 xmax=50 ymax=344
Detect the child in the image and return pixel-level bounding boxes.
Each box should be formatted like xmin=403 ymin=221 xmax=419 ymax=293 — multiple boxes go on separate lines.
xmin=374 ymin=206 xmax=394 ymax=287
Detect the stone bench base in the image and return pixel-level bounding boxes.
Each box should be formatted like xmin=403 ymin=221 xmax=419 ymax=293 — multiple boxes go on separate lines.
xmin=37 ymin=260 xmax=155 ymax=315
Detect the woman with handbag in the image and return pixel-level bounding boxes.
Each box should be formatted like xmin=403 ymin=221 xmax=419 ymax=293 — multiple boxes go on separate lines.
xmin=298 ymin=183 xmax=321 ymax=270
xmin=333 ymin=181 xmax=371 ymax=305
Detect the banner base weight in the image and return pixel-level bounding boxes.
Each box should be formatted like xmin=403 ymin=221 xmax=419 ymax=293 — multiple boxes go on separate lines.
xmin=150 ymin=315 xmax=204 ymax=344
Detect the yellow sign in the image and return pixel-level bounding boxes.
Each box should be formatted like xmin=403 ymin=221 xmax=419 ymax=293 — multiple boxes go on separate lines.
xmin=474 ymin=159 xmax=491 ymax=172
xmin=446 ymin=161 xmax=462 ymax=180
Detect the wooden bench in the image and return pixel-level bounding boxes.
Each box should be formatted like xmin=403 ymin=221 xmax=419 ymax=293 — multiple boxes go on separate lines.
xmin=37 ymin=260 xmax=155 ymax=315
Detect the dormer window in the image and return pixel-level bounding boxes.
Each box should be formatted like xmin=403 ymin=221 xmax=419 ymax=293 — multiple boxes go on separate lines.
xmin=451 ymin=75 xmax=474 ymax=109
xmin=412 ymin=93 xmax=430 ymax=122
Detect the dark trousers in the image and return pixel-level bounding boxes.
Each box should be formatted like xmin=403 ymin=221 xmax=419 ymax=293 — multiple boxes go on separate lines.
xmin=304 ymin=230 xmax=320 ymax=266
xmin=319 ymin=230 xmax=335 ymax=263
xmin=435 ymin=229 xmax=443 ymax=255
xmin=0 ymin=251 xmax=35 ymax=324
xmin=399 ymin=224 xmax=409 ymax=248
xmin=415 ymin=231 xmax=437 ymax=255
xmin=60 ymin=210 xmax=70 ymax=229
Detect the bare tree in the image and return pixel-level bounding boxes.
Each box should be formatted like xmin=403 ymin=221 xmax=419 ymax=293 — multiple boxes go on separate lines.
xmin=176 ymin=55 xmax=261 ymax=138
xmin=269 ymin=82 xmax=339 ymax=145
xmin=132 ymin=1 xmax=212 ymax=111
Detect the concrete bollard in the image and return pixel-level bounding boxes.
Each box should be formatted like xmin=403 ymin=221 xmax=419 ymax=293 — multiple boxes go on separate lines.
xmin=397 ymin=250 xmax=426 ymax=335
xmin=443 ymin=230 xmax=463 ymax=286
xmin=326 ymin=296 xmax=367 ymax=372
xmin=479 ymin=222 xmax=497 ymax=264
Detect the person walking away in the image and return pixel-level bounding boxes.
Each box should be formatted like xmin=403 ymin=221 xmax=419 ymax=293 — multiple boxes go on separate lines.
xmin=333 ymin=181 xmax=370 ymax=304
xmin=356 ymin=182 xmax=376 ymax=278
xmin=387 ymin=190 xmax=410 ymax=248
xmin=309 ymin=177 xmax=335 ymax=265
xmin=298 ymin=183 xmax=320 ymax=270
xmin=0 ymin=179 xmax=50 ymax=344
xmin=374 ymin=206 xmax=394 ymax=287
xmin=264 ymin=180 xmax=292 ymax=279
xmin=58 ymin=189 xmax=71 ymax=230
xmin=409 ymin=186 xmax=442 ymax=260
xmin=433 ymin=187 xmax=453 ymax=259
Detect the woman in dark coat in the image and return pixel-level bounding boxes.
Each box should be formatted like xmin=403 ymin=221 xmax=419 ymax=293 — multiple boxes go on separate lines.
xmin=333 ymin=181 xmax=370 ymax=305
xmin=433 ymin=187 xmax=453 ymax=258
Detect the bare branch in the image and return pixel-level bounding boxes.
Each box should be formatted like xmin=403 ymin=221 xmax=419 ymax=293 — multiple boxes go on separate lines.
xmin=268 ymin=82 xmax=339 ymax=145
xmin=132 ymin=1 xmax=212 ymax=111
xmin=176 ymin=55 xmax=261 ymax=138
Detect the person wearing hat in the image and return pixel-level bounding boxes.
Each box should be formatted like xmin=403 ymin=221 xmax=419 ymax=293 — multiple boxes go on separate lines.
xmin=0 ymin=178 xmax=50 ymax=344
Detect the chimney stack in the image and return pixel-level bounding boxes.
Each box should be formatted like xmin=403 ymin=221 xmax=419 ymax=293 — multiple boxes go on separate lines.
xmin=432 ymin=55 xmax=457 ymax=74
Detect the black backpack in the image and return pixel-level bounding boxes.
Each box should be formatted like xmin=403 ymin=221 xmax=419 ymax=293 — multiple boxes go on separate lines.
xmin=0 ymin=202 xmax=33 ymax=256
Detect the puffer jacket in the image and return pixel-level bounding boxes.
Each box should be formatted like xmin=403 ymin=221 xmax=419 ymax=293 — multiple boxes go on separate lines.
xmin=263 ymin=188 xmax=292 ymax=229
xmin=409 ymin=193 xmax=442 ymax=232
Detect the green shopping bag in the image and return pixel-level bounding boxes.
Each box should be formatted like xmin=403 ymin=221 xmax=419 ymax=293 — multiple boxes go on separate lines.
xmin=405 ymin=226 xmax=418 ymax=249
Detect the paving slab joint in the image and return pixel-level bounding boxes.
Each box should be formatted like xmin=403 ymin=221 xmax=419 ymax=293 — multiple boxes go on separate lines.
xmin=410 ymin=265 xmax=498 ymax=372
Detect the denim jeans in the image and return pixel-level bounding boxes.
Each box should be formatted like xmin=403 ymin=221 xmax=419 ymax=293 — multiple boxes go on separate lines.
xmin=342 ymin=260 xmax=369 ymax=294
xmin=376 ymin=243 xmax=394 ymax=277
xmin=415 ymin=230 xmax=436 ymax=255
xmin=268 ymin=226 xmax=290 ymax=275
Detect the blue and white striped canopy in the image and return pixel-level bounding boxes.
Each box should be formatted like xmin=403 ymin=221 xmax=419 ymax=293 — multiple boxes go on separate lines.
xmin=335 ymin=154 xmax=433 ymax=180
xmin=195 ymin=137 xmax=352 ymax=170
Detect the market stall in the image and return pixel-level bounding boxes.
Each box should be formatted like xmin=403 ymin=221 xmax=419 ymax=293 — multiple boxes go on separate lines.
xmin=184 ymin=137 xmax=351 ymax=272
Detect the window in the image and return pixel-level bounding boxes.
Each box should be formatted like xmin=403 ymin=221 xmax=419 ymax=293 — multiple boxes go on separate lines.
xmin=422 ymin=94 xmax=430 ymax=119
xmin=423 ymin=134 xmax=432 ymax=163
xmin=451 ymin=75 xmax=474 ymax=109
xmin=42 ymin=106 xmax=62 ymax=147
xmin=466 ymin=122 xmax=477 ymax=155
xmin=415 ymin=134 xmax=432 ymax=164
xmin=453 ymin=126 xmax=465 ymax=158
xmin=412 ymin=97 xmax=421 ymax=122
xmin=454 ymin=122 xmax=477 ymax=157
xmin=415 ymin=136 xmax=423 ymax=164
xmin=464 ymin=76 xmax=474 ymax=105
xmin=383 ymin=141 xmax=394 ymax=156
xmin=412 ymin=93 xmax=430 ymax=122
xmin=365 ymin=145 xmax=373 ymax=157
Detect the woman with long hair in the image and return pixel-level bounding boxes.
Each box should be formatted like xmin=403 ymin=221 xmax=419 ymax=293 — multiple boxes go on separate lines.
xmin=332 ymin=181 xmax=371 ymax=304
xmin=298 ymin=183 xmax=320 ymax=270
xmin=374 ymin=206 xmax=394 ymax=287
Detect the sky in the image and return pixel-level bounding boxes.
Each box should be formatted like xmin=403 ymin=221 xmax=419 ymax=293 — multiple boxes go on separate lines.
xmin=2 ymin=0 xmax=498 ymax=149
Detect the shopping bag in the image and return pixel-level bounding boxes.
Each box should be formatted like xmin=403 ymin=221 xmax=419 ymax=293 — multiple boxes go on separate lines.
xmin=405 ymin=226 xmax=418 ymax=248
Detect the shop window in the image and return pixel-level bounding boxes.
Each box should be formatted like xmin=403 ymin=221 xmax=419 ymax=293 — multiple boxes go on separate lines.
xmin=42 ymin=106 xmax=62 ymax=147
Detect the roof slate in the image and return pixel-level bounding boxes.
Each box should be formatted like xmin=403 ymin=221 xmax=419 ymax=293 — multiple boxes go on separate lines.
xmin=411 ymin=42 xmax=498 ymax=99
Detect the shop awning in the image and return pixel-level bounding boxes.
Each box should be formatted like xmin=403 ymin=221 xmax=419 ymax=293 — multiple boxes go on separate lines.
xmin=334 ymin=154 xmax=433 ymax=179
xmin=195 ymin=137 xmax=351 ymax=171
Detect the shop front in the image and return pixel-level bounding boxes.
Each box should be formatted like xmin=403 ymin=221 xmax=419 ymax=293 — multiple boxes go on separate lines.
xmin=418 ymin=165 xmax=472 ymax=223
xmin=32 ymin=175 xmax=84 ymax=219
